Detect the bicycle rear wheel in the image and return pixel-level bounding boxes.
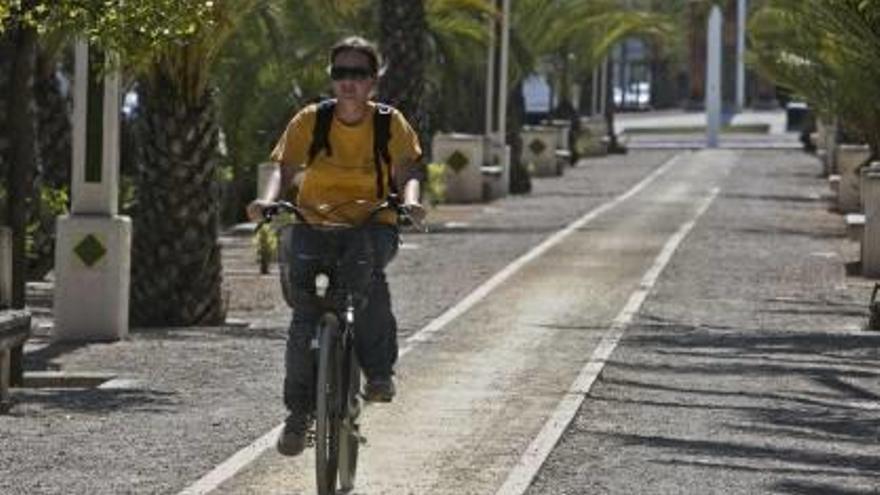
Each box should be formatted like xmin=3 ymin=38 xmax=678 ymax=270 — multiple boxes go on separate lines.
xmin=338 ymin=348 xmax=361 ymax=492
xmin=315 ymin=314 xmax=342 ymax=495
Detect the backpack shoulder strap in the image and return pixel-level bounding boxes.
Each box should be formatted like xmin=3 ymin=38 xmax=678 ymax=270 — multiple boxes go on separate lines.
xmin=308 ymin=99 xmax=336 ymax=164
xmin=373 ymin=103 xmax=395 ymax=198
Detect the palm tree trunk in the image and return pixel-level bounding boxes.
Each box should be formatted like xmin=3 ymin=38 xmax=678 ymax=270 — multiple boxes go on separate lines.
xmin=7 ymin=23 xmax=38 ymax=308
xmin=6 ymin=22 xmax=38 ymax=387
xmin=0 ymin=36 xmax=12 ymax=183
xmin=604 ymin=57 xmax=626 ymax=154
xmin=508 ymin=81 xmax=531 ymax=194
xmin=378 ymin=0 xmax=430 ymax=157
xmin=131 ymin=71 xmax=225 ymax=327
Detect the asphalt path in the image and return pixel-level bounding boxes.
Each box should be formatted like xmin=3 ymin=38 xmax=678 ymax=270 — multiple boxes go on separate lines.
xmin=525 ymin=149 xmax=880 ymax=495
xmin=206 ymin=150 xmax=736 ymax=494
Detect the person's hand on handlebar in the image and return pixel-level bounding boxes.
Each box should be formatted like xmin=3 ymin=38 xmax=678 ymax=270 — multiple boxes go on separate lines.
xmin=400 ymin=201 xmax=426 ymax=227
xmin=246 ymin=199 xmax=275 ymax=223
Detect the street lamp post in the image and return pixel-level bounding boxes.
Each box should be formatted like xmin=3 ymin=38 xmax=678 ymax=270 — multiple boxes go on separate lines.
xmin=485 ymin=14 xmax=496 ymax=136
xmin=483 ymin=0 xmax=512 ymax=194
xmin=497 ymin=0 xmax=510 ymax=146
xmin=706 ymin=5 xmax=723 ymax=148
xmin=736 ymin=0 xmax=747 ymax=110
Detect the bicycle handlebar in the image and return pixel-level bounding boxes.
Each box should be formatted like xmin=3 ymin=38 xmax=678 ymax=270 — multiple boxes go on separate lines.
xmin=257 ymin=196 xmax=427 ymax=232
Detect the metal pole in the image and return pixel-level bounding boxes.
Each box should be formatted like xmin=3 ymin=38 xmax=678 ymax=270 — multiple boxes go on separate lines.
xmin=599 ymin=56 xmax=608 ymax=116
xmin=735 ymin=0 xmax=747 ymax=110
xmin=485 ymin=14 xmax=496 ymax=135
xmin=497 ymin=0 xmax=510 ymax=144
xmin=706 ymin=6 xmax=723 ymax=148
xmin=591 ymin=66 xmax=599 ymax=116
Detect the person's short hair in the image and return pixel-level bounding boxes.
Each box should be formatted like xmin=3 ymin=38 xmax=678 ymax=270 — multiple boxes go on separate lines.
xmin=330 ymin=36 xmax=382 ymax=76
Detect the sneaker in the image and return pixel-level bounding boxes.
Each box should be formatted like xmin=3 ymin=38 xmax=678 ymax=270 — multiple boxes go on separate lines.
xmin=277 ymin=411 xmax=311 ymax=457
xmin=363 ymin=376 xmax=396 ymax=403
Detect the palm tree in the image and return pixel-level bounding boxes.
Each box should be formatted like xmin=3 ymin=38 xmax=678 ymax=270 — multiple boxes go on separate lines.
xmin=379 ymin=0 xmax=494 ymax=157
xmin=423 ymin=0 xmax=494 ymax=133
xmin=505 ymin=0 xmax=674 ymax=165
xmin=2 ymin=8 xmax=39 ymax=309
xmin=750 ymin=0 xmax=880 ymax=155
xmin=130 ymin=1 xmax=264 ymax=326
xmin=2 ymin=2 xmax=255 ymax=327
xmin=378 ymin=0 xmax=428 ymax=126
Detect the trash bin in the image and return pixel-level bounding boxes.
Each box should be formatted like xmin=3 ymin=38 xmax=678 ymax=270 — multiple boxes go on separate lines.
xmin=785 ymin=101 xmax=809 ymax=132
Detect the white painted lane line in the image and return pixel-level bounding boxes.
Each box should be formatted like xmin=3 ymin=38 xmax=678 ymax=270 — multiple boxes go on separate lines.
xmin=495 ymin=187 xmax=721 ymax=495
xmin=178 ymin=425 xmax=283 ymax=495
xmin=176 ymin=154 xmax=684 ymax=495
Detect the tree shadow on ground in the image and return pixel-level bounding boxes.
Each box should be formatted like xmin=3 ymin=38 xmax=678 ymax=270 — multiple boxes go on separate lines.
xmin=10 ymin=387 xmax=178 ymax=415
xmin=845 ymin=261 xmax=863 ymax=277
xmin=774 ymin=480 xmax=880 ymax=495
xmin=422 ymin=224 xmax=561 ymax=236
xmin=24 ymin=341 xmax=88 ymax=371
xmin=722 ymin=192 xmax=826 ymax=204
xmin=733 ymin=226 xmax=844 ymax=240
xmin=23 ymin=326 xmax=285 ymax=372
xmin=596 ymin=431 xmax=880 ymax=475
xmin=591 ymin=315 xmax=880 ymax=491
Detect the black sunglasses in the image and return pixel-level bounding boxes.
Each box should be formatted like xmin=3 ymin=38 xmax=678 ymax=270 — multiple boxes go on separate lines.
xmin=330 ymin=65 xmax=374 ymax=81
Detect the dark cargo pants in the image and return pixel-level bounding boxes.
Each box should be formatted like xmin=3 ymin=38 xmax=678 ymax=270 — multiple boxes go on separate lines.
xmin=278 ymin=223 xmax=399 ymax=414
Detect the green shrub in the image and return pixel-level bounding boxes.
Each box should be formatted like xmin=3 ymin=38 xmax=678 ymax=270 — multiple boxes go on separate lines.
xmin=425 ymin=162 xmax=447 ymax=207
xmin=253 ymin=223 xmax=278 ymax=275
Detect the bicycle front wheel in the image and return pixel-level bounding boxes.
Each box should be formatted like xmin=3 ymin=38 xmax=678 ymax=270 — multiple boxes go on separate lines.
xmin=338 ymin=347 xmax=361 ymax=492
xmin=315 ymin=313 xmax=342 ymax=495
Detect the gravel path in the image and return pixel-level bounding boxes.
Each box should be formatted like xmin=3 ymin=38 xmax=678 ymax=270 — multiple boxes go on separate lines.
xmin=1 ymin=150 xmax=675 ymax=495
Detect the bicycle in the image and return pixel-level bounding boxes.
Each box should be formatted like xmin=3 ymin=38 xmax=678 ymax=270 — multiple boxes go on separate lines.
xmin=260 ymin=197 xmax=423 ymax=495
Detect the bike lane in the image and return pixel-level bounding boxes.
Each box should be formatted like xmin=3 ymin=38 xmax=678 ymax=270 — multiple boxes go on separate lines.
xmin=203 ymin=150 xmax=738 ymax=494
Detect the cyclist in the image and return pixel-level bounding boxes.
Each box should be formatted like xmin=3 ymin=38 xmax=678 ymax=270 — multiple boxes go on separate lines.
xmin=246 ymin=36 xmax=424 ymax=457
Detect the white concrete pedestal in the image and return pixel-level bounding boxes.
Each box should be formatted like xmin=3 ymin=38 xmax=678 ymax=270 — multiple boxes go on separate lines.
xmin=522 ymin=126 xmax=559 ymax=177
xmin=579 ymin=117 xmax=608 ymax=157
xmin=837 ymin=144 xmax=871 ymax=213
xmin=53 ymin=215 xmax=131 ymax=341
xmin=862 ymin=163 xmax=880 ymax=277
xmin=433 ymin=133 xmax=485 ymax=203
xmin=53 ymin=40 xmax=131 ymax=342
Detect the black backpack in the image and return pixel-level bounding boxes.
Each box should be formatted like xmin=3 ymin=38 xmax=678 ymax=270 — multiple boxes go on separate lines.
xmin=307 ymin=99 xmax=396 ymax=199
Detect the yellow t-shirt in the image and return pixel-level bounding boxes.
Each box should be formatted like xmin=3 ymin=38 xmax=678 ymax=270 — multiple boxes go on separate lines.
xmin=270 ymin=101 xmax=421 ymax=226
